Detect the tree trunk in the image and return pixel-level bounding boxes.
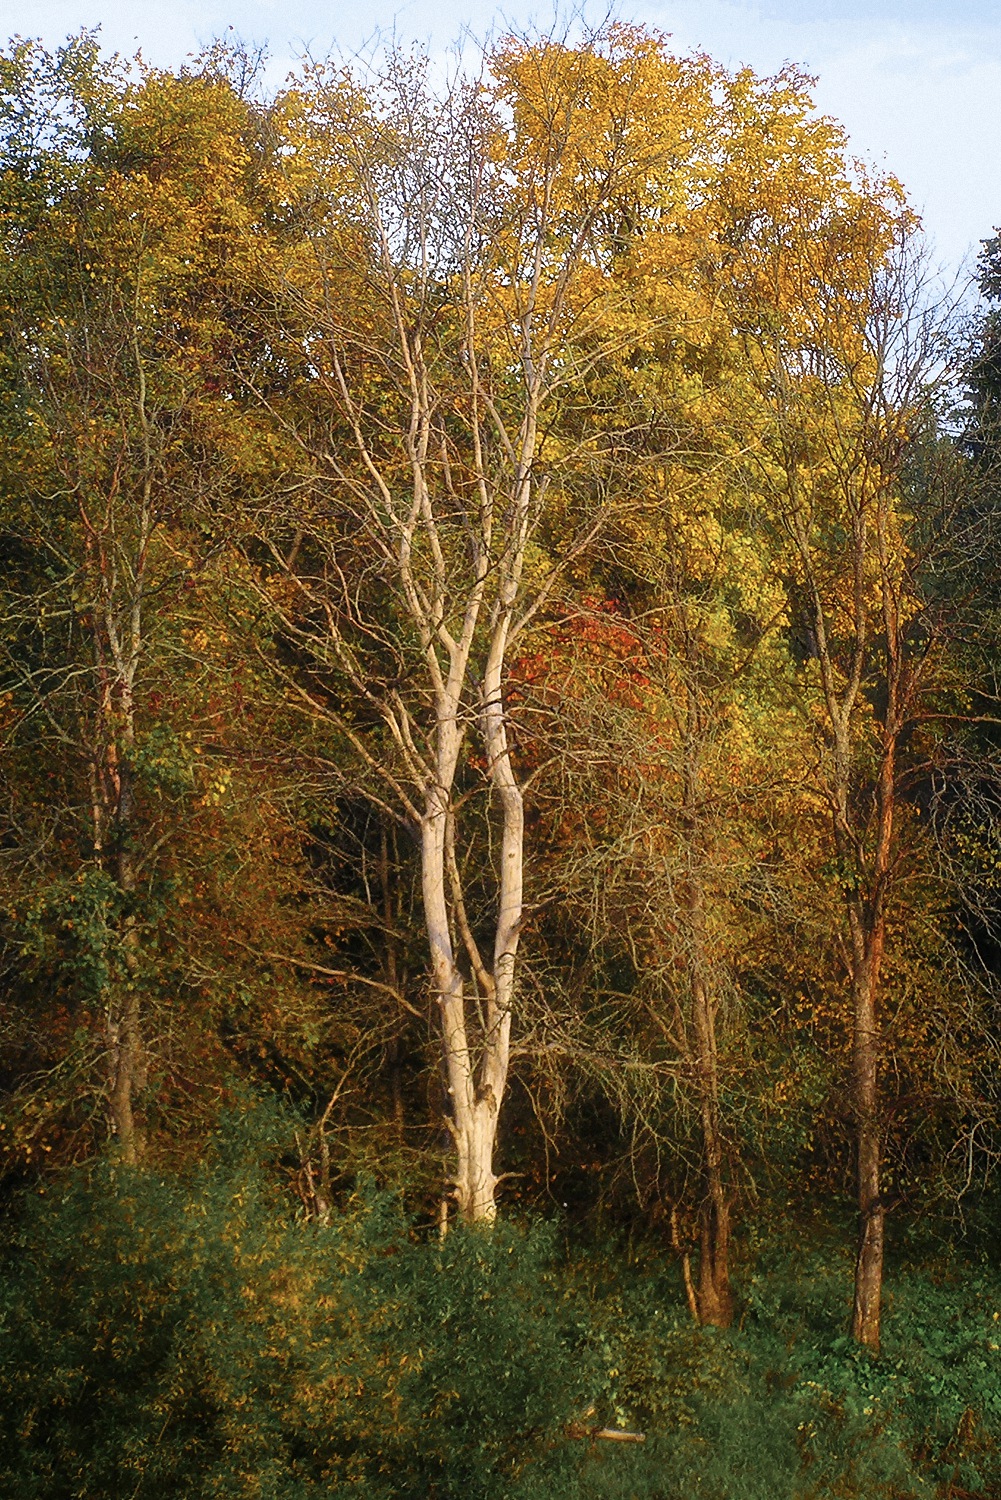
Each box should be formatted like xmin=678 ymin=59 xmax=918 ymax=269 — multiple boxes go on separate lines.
xmin=850 ymin=939 xmax=884 ymax=1350
xmin=697 ymin=1199 xmax=732 ymax=1327
xmin=691 ymin=967 xmax=733 ymax=1327
xmin=107 ymin=710 xmax=145 ymax=1162
xmin=843 ymin=713 xmax=893 ymax=1350
xmin=453 ymin=1094 xmax=500 ymax=1223
xmin=108 ymin=988 xmax=142 ymax=1164
xmin=682 ymin=676 xmax=733 ymax=1328
xmin=422 ymin=772 xmax=505 ymax=1225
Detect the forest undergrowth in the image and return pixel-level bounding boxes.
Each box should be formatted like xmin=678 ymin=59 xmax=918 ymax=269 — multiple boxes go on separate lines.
xmin=2 ymin=1104 xmax=1000 ymax=1500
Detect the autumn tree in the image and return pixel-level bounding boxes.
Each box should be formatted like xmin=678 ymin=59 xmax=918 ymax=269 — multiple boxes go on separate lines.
xmin=3 ymin=31 xmax=995 ymax=1338
xmin=724 ymin=195 xmax=995 ymax=1347
xmin=236 ymin=25 xmax=753 ymax=1223
xmin=0 ymin=38 xmax=347 ymax=1170
xmin=478 ymin=59 xmax=920 ymax=1317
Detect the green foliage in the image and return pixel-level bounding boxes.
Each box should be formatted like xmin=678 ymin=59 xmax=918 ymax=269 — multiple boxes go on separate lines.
xmin=3 ymin=1107 xmax=1001 ymax=1499
xmin=581 ymin=1239 xmax=1001 ymax=1499
xmin=0 ymin=1106 xmax=645 ymax=1499
xmin=17 ymin=867 xmax=125 ymax=998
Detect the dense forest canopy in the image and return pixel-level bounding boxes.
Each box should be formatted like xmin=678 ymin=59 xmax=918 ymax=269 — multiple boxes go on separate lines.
xmin=3 ymin=23 xmax=1001 ymax=1498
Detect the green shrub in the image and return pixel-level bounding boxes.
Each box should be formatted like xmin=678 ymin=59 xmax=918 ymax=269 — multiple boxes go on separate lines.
xmin=580 ymin=1240 xmax=1001 ymax=1499
xmin=3 ymin=1113 xmax=1001 ymax=1499
xmin=0 ymin=1109 xmax=650 ymax=1499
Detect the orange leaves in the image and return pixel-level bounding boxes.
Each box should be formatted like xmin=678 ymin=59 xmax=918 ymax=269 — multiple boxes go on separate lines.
xmin=513 ymin=600 xmax=652 ymax=718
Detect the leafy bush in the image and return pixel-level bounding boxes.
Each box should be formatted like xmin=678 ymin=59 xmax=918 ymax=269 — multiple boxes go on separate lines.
xmin=3 ymin=1112 xmax=1001 ymax=1498
xmin=0 ymin=1108 xmax=650 ymax=1499
xmin=580 ymin=1239 xmax=1001 ymax=1499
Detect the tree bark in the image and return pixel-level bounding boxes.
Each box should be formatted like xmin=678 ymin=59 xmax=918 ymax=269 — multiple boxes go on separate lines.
xmin=91 ymin=467 xmax=150 ymax=1164
xmin=423 ymin=770 xmax=508 ymax=1224
xmin=681 ymin=661 xmax=733 ymax=1327
xmin=849 ymin=925 xmax=886 ymax=1350
xmin=691 ymin=960 xmax=733 ymax=1326
xmin=107 ymin=740 xmax=145 ymax=1163
xmin=453 ymin=1094 xmax=501 ymax=1223
xmin=108 ymin=988 xmax=142 ymax=1165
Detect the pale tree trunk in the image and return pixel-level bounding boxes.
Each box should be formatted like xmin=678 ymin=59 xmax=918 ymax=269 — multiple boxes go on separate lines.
xmin=420 ymin=619 xmax=524 ymax=1223
xmin=274 ymin=54 xmax=634 ymax=1225
xmin=453 ymin=1096 xmax=502 ymax=1223
xmin=421 ymin=719 xmax=505 ymax=1223
xmin=384 ymin=249 xmax=532 ymax=1225
xmin=96 ymin=346 xmax=152 ymax=1163
xmin=423 ymin=788 xmax=503 ymax=1223
xmin=460 ymin=601 xmax=525 ymax=1222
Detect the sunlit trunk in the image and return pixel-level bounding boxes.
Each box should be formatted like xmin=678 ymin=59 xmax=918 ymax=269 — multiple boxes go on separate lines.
xmin=422 ymin=764 xmax=505 ymax=1225
xmin=453 ymin=1095 xmax=500 ymax=1224
xmin=690 ymin=936 xmax=733 ymax=1327
xmin=850 ymin=927 xmax=885 ymax=1351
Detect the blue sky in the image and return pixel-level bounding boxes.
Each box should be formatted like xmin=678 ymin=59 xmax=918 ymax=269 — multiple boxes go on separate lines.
xmin=3 ymin=0 xmax=998 ymax=276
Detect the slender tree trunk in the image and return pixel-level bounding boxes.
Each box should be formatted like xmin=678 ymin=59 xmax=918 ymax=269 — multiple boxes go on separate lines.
xmin=844 ymin=705 xmax=894 ymax=1351
xmin=680 ymin=661 xmax=733 ymax=1327
xmin=690 ymin=956 xmax=733 ymax=1326
xmin=414 ymin=593 xmax=523 ymax=1224
xmin=849 ymin=924 xmax=886 ymax=1351
xmin=453 ymin=1094 xmax=501 ymax=1223
xmin=108 ymin=744 xmax=145 ymax=1163
xmin=83 ymin=364 xmax=152 ymax=1162
xmin=108 ymin=989 xmax=142 ymax=1165
xmin=422 ymin=770 xmax=505 ymax=1224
